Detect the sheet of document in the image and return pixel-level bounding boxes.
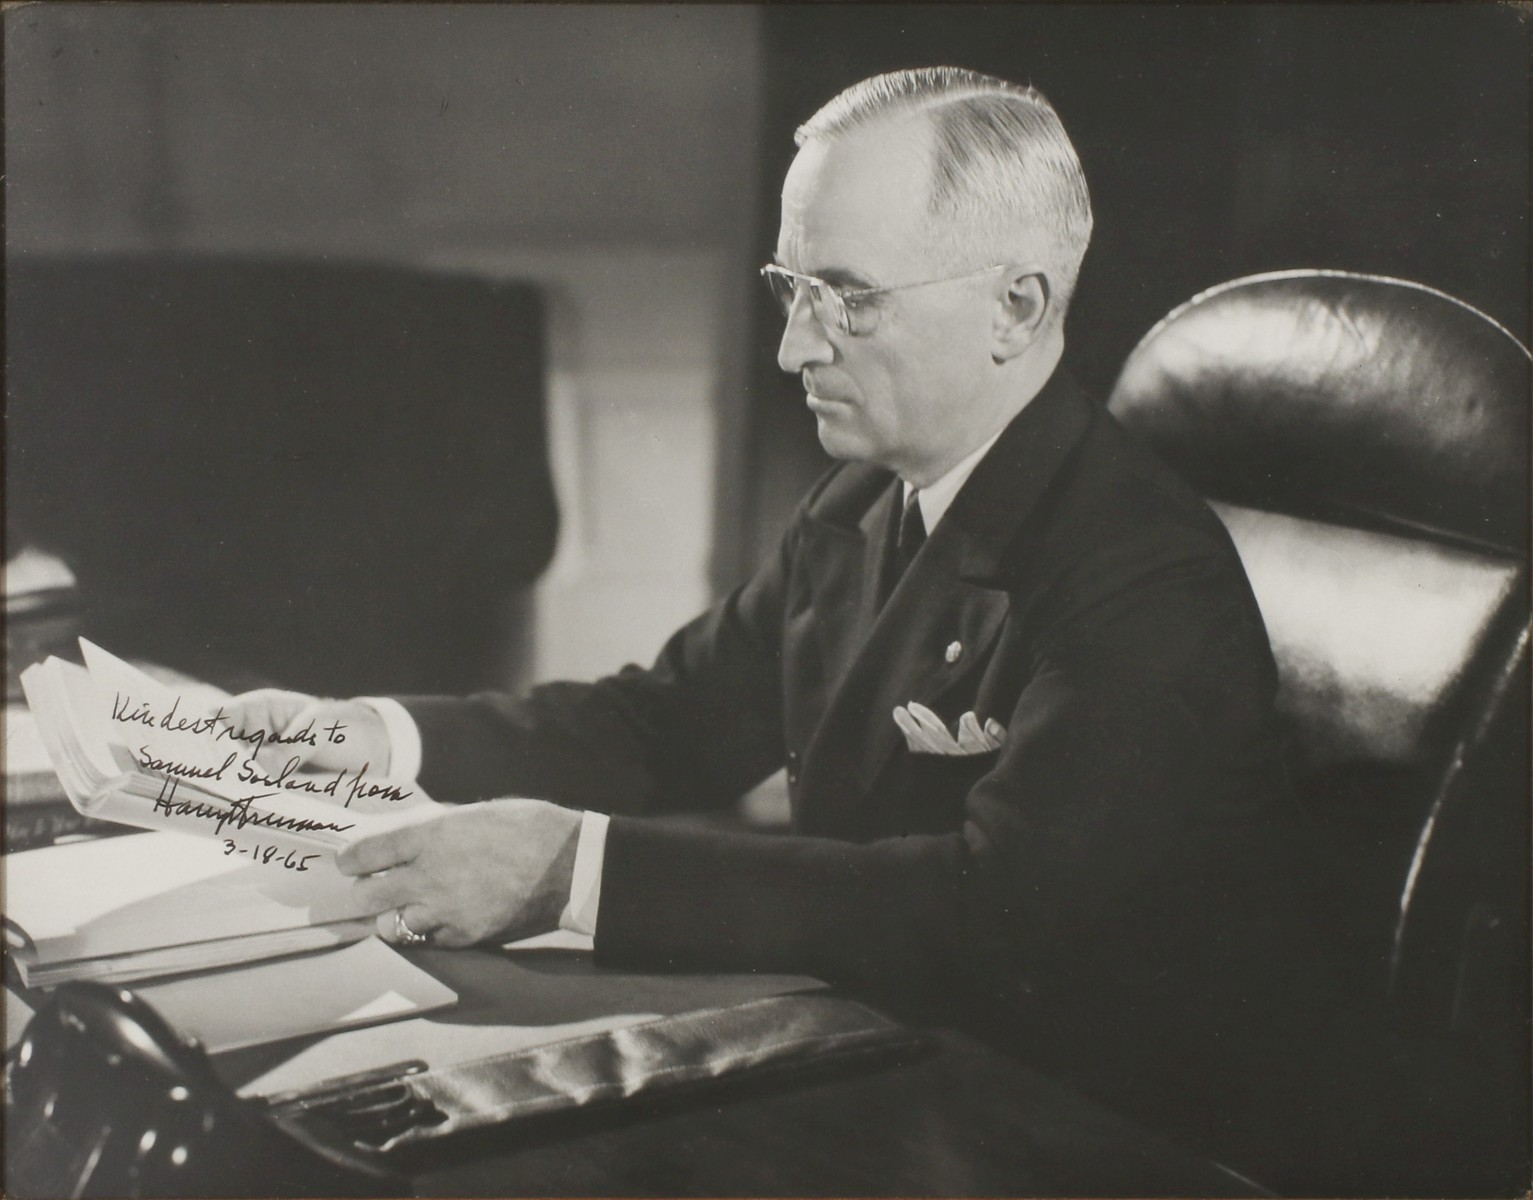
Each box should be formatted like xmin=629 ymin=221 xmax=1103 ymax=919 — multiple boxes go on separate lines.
xmin=227 ymin=947 xmax=824 ymax=1099
xmin=137 ymin=938 xmax=458 ymax=1053
xmin=20 ymin=643 xmax=443 ymax=853
xmin=3 ymin=829 xmax=371 ymax=960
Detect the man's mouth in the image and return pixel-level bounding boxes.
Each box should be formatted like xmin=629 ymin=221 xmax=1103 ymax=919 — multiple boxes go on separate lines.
xmin=806 ymin=391 xmax=850 ymax=410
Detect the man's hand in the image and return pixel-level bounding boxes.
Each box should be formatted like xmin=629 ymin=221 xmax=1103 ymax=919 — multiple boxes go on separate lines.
xmin=219 ymin=689 xmax=389 ymax=775
xmin=337 ymin=799 xmax=582 ymax=948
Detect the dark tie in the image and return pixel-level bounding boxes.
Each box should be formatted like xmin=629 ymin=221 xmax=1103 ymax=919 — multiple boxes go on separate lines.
xmin=878 ymin=486 xmax=926 ymax=609
xmin=896 ymin=488 xmax=927 ymax=575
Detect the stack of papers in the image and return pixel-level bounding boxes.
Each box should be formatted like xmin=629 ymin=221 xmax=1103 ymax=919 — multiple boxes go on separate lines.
xmin=18 ymin=639 xmax=439 ymax=854
xmin=3 ymin=830 xmax=375 ymax=988
xmin=9 ymin=638 xmax=443 ymax=988
xmin=137 ymin=938 xmax=458 ymax=1054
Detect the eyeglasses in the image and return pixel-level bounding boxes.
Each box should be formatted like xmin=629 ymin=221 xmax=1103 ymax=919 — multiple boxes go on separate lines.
xmin=760 ymin=262 xmax=1008 ymax=336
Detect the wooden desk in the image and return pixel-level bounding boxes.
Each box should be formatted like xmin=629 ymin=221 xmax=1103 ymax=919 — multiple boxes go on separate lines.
xmin=211 ymin=947 xmax=1263 ymax=1198
xmin=400 ymin=1016 xmax=1264 ymax=1198
xmin=7 ymin=941 xmax=1264 ymax=1198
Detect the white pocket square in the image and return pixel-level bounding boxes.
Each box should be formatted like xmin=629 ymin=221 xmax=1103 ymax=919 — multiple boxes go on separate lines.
xmin=893 ymin=702 xmax=1006 ymax=756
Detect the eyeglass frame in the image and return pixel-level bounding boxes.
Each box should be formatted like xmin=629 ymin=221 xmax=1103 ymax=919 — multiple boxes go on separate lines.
xmin=760 ymin=262 xmax=1012 ymax=337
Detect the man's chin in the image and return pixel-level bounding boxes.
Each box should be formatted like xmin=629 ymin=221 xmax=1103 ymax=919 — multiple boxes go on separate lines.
xmin=813 ymin=417 xmax=870 ymax=463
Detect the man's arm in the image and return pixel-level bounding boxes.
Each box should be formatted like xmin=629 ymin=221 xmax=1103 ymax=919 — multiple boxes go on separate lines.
xmin=393 ymin=515 xmax=800 ymax=815
xmin=345 ymin=528 xmax=1283 ymax=1013
xmin=593 ymin=630 xmax=1240 ymax=997
xmin=224 ymin=490 xmax=812 ymax=946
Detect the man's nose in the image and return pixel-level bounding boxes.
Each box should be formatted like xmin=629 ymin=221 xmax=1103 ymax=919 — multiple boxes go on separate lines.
xmin=776 ymin=291 xmax=834 ymax=374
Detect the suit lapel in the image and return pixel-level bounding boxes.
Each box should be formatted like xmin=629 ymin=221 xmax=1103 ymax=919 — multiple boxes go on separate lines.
xmin=796 ymin=372 xmax=1097 ymax=825
xmin=804 ymin=534 xmax=1012 ymax=806
xmin=797 ymin=479 xmax=899 ymax=691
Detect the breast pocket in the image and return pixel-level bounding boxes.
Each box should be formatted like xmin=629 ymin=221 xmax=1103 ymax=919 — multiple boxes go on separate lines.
xmin=893 ymin=747 xmax=1004 ymax=834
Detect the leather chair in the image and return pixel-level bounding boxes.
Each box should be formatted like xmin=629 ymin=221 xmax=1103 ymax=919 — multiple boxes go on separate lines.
xmin=6 ymin=254 xmax=558 ymax=697
xmin=1108 ymin=270 xmax=1530 ymax=1193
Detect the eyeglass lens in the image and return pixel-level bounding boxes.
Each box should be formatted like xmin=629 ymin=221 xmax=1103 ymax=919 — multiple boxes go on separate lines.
xmin=763 ymin=269 xmax=852 ymax=334
xmin=763 ymin=269 xmax=796 ymax=313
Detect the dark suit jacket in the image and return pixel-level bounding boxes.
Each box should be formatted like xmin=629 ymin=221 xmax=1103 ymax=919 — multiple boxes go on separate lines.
xmin=402 ymin=372 xmax=1329 ymax=1162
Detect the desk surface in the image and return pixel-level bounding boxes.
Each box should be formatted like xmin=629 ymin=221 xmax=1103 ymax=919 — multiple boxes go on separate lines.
xmin=203 ymin=950 xmax=1263 ymax=1195
xmin=401 ymin=1015 xmax=1262 ymax=1198
xmin=202 ymin=945 xmax=1263 ymax=1196
xmin=6 ymin=942 xmax=1263 ymax=1199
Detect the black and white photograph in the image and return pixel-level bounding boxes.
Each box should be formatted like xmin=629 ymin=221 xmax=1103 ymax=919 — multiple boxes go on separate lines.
xmin=3 ymin=3 xmax=1529 ymax=1197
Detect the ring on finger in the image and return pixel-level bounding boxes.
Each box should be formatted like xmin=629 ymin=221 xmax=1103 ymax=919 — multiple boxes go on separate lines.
xmin=392 ymin=909 xmax=430 ymax=946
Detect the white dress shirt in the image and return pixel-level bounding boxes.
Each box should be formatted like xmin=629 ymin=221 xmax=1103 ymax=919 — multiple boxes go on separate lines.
xmin=905 ymin=427 xmax=1003 ymax=534
xmin=363 ymin=425 xmax=1004 ymax=939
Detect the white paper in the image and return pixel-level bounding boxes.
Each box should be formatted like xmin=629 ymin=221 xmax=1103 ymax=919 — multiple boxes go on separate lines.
xmin=137 ymin=938 xmax=457 ymax=1053
xmin=3 ymin=829 xmax=371 ymax=960
xmin=236 ymin=950 xmax=824 ymax=1099
xmin=20 ymin=645 xmax=445 ymax=854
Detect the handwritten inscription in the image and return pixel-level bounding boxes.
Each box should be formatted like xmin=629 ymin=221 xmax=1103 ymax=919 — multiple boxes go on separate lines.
xmin=151 ymin=776 xmax=356 ymax=839
xmin=237 ymin=757 xmax=412 ymax=807
xmin=111 ymin=693 xmax=349 ymax=759
xmin=137 ymin=747 xmax=240 ymax=782
xmin=222 ymin=839 xmax=321 ymax=872
xmin=116 ymin=692 xmax=411 ymax=808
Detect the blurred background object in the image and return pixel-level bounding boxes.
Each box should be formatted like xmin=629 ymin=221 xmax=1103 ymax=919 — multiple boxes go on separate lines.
xmin=6 ymin=255 xmax=555 ymax=697
xmin=5 ymin=547 xmax=79 ymax=702
xmin=5 ymin=2 xmax=763 ymax=689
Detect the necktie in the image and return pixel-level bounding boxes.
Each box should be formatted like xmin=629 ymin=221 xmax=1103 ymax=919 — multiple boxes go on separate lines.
xmin=896 ymin=488 xmax=927 ymax=576
xmin=879 ymin=486 xmax=926 ymax=609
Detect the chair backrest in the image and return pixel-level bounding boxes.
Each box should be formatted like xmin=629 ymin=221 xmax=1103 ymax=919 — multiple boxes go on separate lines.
xmin=1107 ymin=269 xmax=1528 ymax=993
xmin=1107 ymin=270 xmax=1530 ymax=1188
xmin=6 ymin=253 xmax=558 ymax=696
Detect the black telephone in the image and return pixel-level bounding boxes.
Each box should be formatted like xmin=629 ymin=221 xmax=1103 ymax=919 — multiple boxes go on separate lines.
xmin=5 ymin=982 xmax=410 ymax=1198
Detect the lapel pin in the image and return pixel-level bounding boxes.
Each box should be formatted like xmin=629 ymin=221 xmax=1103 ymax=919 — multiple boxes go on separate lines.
xmin=944 ymin=640 xmax=963 ymax=664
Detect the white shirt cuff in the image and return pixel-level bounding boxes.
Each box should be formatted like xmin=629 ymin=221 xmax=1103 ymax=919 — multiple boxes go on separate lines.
xmin=357 ymin=697 xmax=422 ymax=782
xmin=559 ymin=810 xmax=609 ymax=937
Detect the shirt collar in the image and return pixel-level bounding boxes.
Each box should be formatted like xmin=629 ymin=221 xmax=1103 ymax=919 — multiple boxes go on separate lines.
xmin=901 ymin=427 xmax=1006 ymax=534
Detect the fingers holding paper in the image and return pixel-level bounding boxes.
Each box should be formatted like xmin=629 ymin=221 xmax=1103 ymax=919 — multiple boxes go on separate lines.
xmin=219 ymin=689 xmax=389 ymax=776
xmin=338 ymin=799 xmax=582 ymax=949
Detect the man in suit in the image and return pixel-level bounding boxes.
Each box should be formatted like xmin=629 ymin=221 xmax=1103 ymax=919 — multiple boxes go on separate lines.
xmin=230 ymin=67 xmax=1327 ymax=1171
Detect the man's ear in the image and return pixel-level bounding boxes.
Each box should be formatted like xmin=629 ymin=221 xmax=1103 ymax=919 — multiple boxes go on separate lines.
xmin=992 ymin=270 xmax=1051 ymax=361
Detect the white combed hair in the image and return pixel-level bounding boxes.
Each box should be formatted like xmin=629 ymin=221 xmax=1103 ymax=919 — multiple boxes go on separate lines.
xmin=796 ymin=67 xmax=1094 ymax=315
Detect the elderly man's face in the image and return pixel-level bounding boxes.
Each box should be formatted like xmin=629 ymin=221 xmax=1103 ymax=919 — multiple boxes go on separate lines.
xmin=774 ymin=116 xmax=1003 ymax=484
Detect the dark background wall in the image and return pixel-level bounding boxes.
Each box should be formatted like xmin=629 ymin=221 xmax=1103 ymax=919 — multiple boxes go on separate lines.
xmin=5 ymin=3 xmax=758 ymax=256
xmin=724 ymin=3 xmax=1530 ymax=586
xmin=6 ymin=3 xmax=763 ymax=684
